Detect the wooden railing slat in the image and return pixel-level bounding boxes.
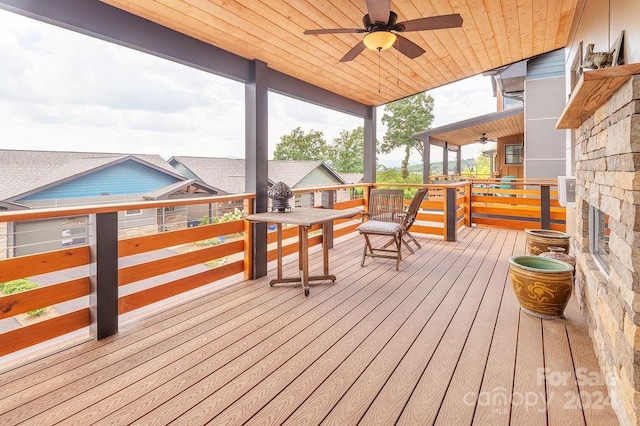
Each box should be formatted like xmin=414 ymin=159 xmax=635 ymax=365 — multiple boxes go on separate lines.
xmin=118 ymin=220 xmax=243 ymax=257
xmin=0 ymin=278 xmax=90 ymax=320
xmin=118 ymin=260 xmax=244 ymax=314
xmin=0 ymin=308 xmax=90 ymax=356
xmin=118 ymin=240 xmax=244 ymax=286
xmin=0 ymin=247 xmax=90 ymax=283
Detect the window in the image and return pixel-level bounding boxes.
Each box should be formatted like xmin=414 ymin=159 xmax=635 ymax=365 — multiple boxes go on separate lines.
xmin=125 ymin=209 xmax=142 ymax=216
xmin=61 ymin=216 xmax=88 ymax=247
xmin=503 ymin=96 xmax=524 ymax=110
xmin=505 ymin=144 xmax=524 ymax=164
xmin=589 ymin=205 xmax=610 ymax=274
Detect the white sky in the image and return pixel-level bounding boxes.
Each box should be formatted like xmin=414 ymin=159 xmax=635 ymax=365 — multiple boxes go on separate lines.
xmin=0 ymin=9 xmax=497 ymax=167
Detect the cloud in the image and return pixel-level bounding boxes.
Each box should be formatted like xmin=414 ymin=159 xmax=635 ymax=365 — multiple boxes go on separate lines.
xmin=0 ymin=10 xmax=495 ymax=166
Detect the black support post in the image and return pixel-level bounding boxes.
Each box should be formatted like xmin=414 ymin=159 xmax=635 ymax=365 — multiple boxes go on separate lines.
xmin=363 ymin=106 xmax=376 ymax=184
xmin=445 ymin=187 xmax=457 ymax=242
xmin=89 ymin=212 xmax=118 ymax=340
xmin=541 ymin=185 xmax=551 ymax=229
xmin=246 ymin=59 xmax=269 ymax=279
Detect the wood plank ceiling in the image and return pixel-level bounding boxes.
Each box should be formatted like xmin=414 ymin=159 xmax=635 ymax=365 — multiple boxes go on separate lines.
xmin=100 ymin=0 xmax=579 ymax=106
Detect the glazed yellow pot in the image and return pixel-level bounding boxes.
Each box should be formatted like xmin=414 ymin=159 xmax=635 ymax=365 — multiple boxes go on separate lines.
xmin=509 ymin=255 xmax=574 ymax=319
xmin=524 ymin=229 xmax=571 ymax=256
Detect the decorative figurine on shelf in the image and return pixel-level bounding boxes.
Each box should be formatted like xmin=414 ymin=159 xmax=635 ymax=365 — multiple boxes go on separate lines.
xmin=581 ymin=43 xmax=615 ymax=71
xmin=268 ymin=181 xmax=293 ymax=212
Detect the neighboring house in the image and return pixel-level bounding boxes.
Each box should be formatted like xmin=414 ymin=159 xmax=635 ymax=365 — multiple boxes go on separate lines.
xmin=413 ymin=49 xmax=566 ymax=180
xmin=0 ymin=150 xmax=221 ymax=257
xmin=168 ymin=156 xmax=348 ymax=208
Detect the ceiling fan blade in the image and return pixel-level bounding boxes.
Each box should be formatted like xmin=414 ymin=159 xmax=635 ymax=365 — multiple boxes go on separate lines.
xmin=396 ymin=14 xmax=463 ymax=32
xmin=340 ymin=41 xmax=367 ymax=62
xmin=304 ymin=28 xmax=363 ymax=35
xmin=366 ymin=0 xmax=391 ymax=23
xmin=394 ymin=34 xmax=426 ymax=59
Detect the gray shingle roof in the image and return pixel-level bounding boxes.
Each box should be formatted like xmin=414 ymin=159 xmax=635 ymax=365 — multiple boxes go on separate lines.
xmin=0 ymin=149 xmax=183 ymax=201
xmin=169 ymin=157 xmax=345 ymax=193
xmin=338 ymin=173 xmax=365 ymax=184
xmin=170 ymin=157 xmax=248 ymax=194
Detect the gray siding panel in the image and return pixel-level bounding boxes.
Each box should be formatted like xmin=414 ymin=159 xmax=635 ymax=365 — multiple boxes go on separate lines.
xmin=526 ymin=49 xmax=565 ymax=80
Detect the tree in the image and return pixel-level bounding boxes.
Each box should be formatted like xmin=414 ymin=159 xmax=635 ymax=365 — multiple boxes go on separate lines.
xmin=327 ymin=127 xmax=365 ymax=173
xmin=273 ymin=127 xmax=329 ymax=161
xmin=381 ymin=93 xmax=435 ymax=178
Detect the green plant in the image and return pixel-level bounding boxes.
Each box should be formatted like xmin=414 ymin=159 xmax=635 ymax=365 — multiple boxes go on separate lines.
xmin=0 ymin=278 xmax=46 ymax=317
xmin=195 ymin=237 xmax=221 ymax=247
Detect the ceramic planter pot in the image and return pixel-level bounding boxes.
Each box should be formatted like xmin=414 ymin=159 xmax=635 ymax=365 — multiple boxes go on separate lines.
xmin=525 ymin=229 xmax=571 ymax=256
xmin=509 ymin=255 xmax=574 ymax=319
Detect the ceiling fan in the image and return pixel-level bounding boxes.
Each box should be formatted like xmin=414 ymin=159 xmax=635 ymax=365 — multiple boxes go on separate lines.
xmin=479 ymin=133 xmax=489 ymax=144
xmin=303 ymin=0 xmax=463 ymax=62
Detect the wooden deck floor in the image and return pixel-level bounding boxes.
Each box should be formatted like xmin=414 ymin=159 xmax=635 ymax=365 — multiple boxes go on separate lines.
xmin=0 ymin=228 xmax=619 ymax=425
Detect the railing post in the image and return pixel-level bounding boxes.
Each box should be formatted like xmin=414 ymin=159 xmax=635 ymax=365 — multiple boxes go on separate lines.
xmin=464 ymin=183 xmax=473 ymax=227
xmin=243 ymin=198 xmax=254 ymax=280
xmin=363 ymin=185 xmax=371 ymax=215
xmin=322 ymin=190 xmax=335 ymax=249
xmin=541 ymin=185 xmax=551 ymax=229
xmin=89 ymin=212 xmax=118 ymax=340
xmin=444 ymin=186 xmax=457 ymax=242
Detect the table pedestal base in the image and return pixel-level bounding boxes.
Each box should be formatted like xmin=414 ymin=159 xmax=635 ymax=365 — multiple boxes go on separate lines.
xmin=270 ymin=275 xmax=337 ymax=296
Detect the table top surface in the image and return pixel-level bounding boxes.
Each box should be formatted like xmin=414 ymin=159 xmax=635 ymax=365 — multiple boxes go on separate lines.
xmin=244 ymin=208 xmax=360 ymax=226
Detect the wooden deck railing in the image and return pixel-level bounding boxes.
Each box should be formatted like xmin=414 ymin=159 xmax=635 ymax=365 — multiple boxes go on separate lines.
xmin=0 ymin=180 xmax=564 ymax=358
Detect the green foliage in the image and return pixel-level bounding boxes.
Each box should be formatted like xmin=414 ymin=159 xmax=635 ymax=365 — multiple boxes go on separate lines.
xmin=1 ymin=278 xmax=38 ymax=294
xmin=199 ymin=208 xmax=244 ymax=226
xmin=273 ymin=127 xmax=329 ymax=161
xmin=381 ymin=93 xmax=435 ymax=178
xmin=475 ymin=151 xmax=492 ymax=177
xmin=327 ymin=127 xmax=365 ymax=173
xmin=197 ymin=208 xmax=244 ymax=246
xmin=376 ymin=167 xmax=423 ymax=198
xmin=0 ymin=279 xmax=45 ymax=317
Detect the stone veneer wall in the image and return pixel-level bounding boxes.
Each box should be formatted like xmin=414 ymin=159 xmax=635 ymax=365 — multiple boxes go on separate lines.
xmin=574 ymin=74 xmax=640 ymax=425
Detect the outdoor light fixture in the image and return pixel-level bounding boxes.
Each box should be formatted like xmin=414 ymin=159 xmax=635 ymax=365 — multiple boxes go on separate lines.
xmin=363 ymin=31 xmax=397 ymax=51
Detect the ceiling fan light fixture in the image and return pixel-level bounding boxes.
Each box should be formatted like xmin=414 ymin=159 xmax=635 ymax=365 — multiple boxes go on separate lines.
xmin=363 ymin=31 xmax=397 ymax=51
xmin=479 ymin=133 xmax=488 ymax=144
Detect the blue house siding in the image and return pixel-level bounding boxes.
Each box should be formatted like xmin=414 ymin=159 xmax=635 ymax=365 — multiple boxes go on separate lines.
xmin=526 ymin=49 xmax=565 ymax=80
xmin=20 ymin=160 xmax=180 ymax=201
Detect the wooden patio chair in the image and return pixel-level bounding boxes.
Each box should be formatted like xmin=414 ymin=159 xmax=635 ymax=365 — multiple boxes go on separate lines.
xmin=357 ymin=189 xmax=404 ymax=270
xmin=396 ymin=187 xmax=428 ymax=254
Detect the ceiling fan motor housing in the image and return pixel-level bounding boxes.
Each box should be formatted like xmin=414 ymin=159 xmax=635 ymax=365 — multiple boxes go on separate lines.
xmin=363 ymin=11 xmax=398 ymax=31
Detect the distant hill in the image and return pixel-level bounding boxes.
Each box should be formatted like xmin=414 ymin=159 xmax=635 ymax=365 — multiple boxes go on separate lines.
xmin=403 ymin=159 xmax=476 ymax=174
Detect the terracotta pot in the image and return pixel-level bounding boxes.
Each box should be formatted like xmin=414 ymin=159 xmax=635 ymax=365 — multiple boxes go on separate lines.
xmin=509 ymin=255 xmax=574 ymax=319
xmin=525 ymin=229 xmax=571 ymax=256
xmin=539 ymin=246 xmax=576 ymax=272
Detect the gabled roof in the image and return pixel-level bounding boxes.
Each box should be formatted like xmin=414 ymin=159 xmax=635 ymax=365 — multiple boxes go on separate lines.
xmin=0 ymin=149 xmax=187 ymax=202
xmin=339 ymin=173 xmax=365 ymax=184
xmin=412 ymin=106 xmax=524 ymax=147
xmin=143 ymin=179 xmax=223 ymax=200
xmin=169 ymin=157 xmax=249 ymax=194
xmin=269 ymin=161 xmax=346 ymax=188
xmin=169 ymin=157 xmax=345 ymax=193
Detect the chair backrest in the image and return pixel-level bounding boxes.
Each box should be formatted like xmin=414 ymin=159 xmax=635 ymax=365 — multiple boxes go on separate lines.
xmin=368 ymin=189 xmax=404 ymax=223
xmin=403 ymin=188 xmax=428 ymax=229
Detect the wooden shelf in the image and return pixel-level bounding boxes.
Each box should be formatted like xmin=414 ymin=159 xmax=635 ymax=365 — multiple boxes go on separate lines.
xmin=556 ymin=63 xmax=640 ymax=129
